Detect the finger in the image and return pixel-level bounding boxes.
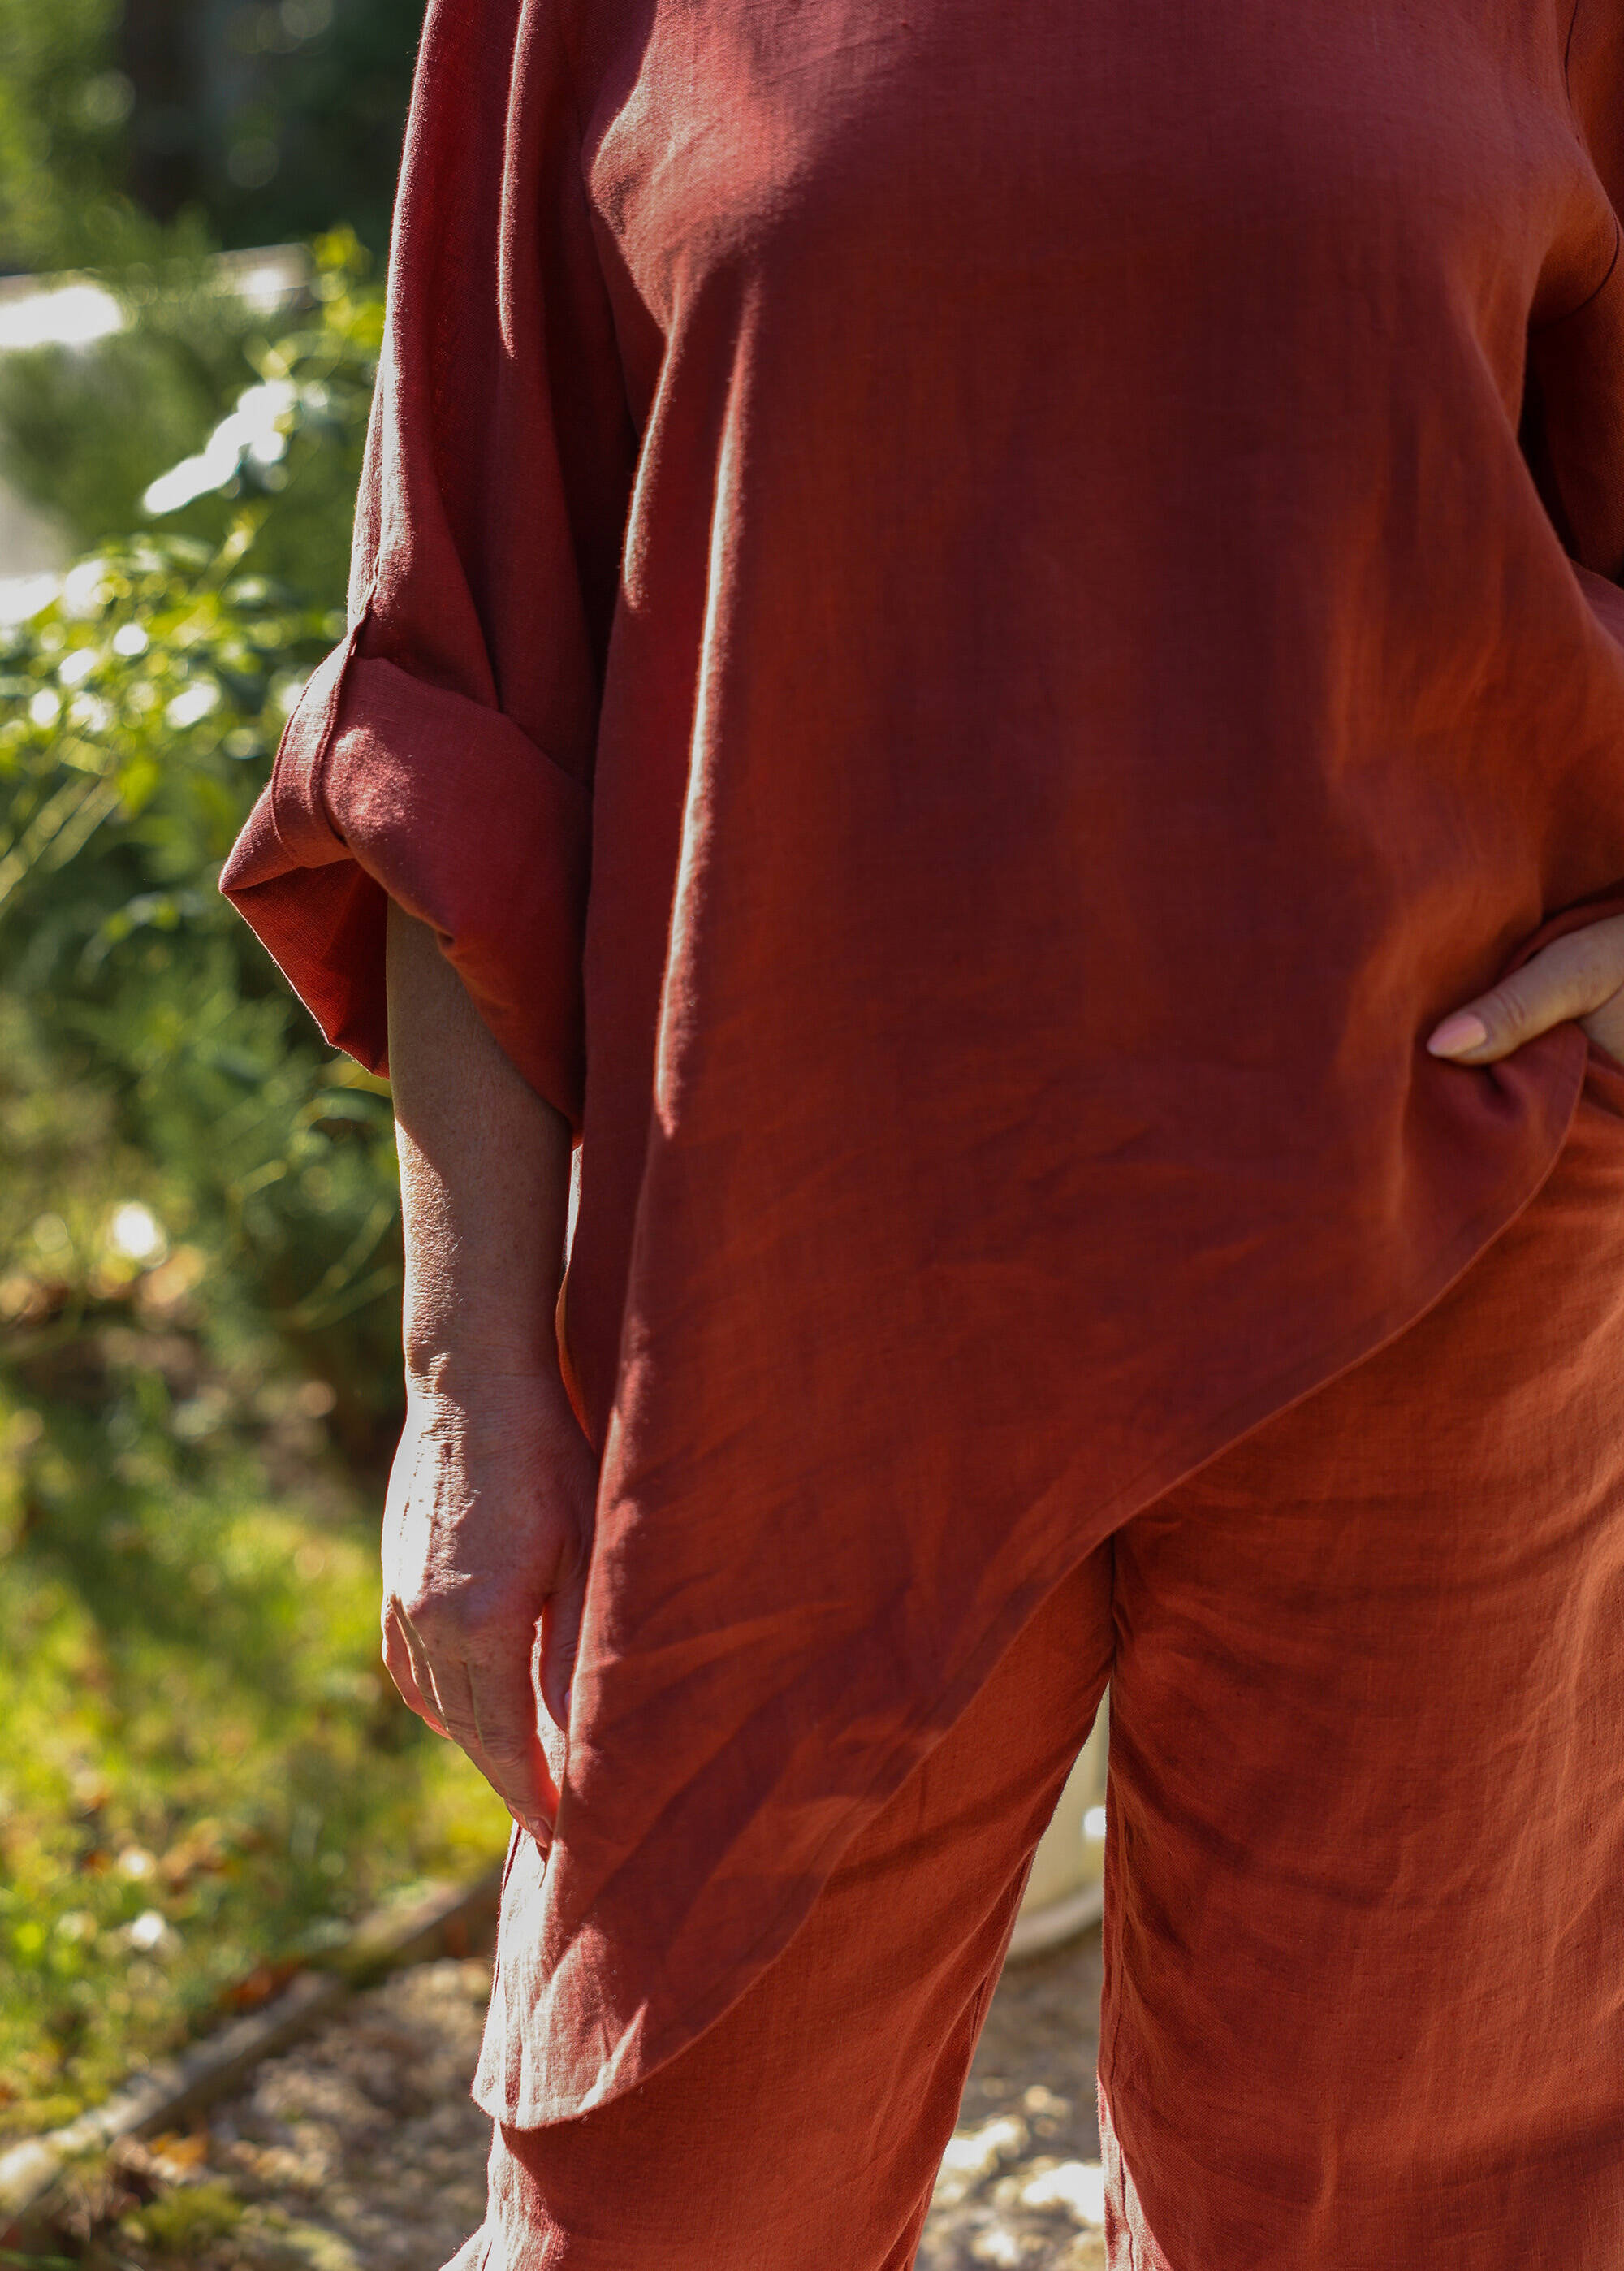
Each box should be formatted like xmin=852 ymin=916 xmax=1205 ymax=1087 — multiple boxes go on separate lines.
xmin=403 ymin=1625 xmax=551 ymax=1829
xmin=396 ymin=1603 xmax=556 ymax=1842
xmin=410 ymin=1647 xmax=546 ymax=1841
xmin=382 ymin=1604 xmax=447 ymax=1735
xmin=1427 ymin=924 xmax=1624 ymax=1064
xmin=412 ymin=1649 xmax=486 ymax=1772
xmin=464 ymin=1657 xmax=559 ymax=1845
xmin=416 ymin=1650 xmax=469 ymax=1755
xmin=1583 ymin=994 xmax=1624 ymax=1068
xmin=539 ymin=1557 xmax=589 ymax=1734
xmin=394 ymin=1605 xmax=455 ymax=1738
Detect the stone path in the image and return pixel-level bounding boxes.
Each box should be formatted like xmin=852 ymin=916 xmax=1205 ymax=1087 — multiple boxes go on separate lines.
xmin=56 ymin=1931 xmax=1105 ymax=2269
xmin=920 ymin=1931 xmax=1105 ymax=2270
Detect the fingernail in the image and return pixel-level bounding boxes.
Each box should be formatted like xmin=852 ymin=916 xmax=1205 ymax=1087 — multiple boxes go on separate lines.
xmin=564 ymin=1685 xmax=573 ymax=1720
xmin=521 ymin=1815 xmax=551 ymax=1850
xmin=1427 ymin=1010 xmax=1488 ymax=1058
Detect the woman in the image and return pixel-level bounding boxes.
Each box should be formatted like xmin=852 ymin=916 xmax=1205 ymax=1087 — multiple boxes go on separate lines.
xmin=222 ymin=0 xmax=1624 ymax=2261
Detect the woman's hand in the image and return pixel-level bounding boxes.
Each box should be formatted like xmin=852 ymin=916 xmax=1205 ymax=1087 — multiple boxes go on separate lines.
xmin=1427 ymin=913 xmax=1624 ymax=1067
xmin=382 ymin=903 xmax=592 ymax=1851
xmin=382 ymin=1369 xmax=595 ymax=1849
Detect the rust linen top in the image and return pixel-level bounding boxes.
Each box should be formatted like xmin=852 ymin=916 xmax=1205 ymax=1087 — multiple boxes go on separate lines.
xmin=222 ymin=0 xmax=1624 ymax=2125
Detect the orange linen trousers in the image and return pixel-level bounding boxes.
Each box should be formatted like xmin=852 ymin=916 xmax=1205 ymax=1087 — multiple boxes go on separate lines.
xmin=449 ymin=1049 xmax=1624 ymax=2271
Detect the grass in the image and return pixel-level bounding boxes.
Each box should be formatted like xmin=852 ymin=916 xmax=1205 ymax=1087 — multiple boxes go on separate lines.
xmin=0 ymin=1362 xmax=509 ymax=2142
xmin=0 ymin=229 xmax=499 ymax=2154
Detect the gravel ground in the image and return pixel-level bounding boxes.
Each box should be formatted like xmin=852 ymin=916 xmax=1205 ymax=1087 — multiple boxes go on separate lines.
xmin=921 ymin=1931 xmax=1105 ymax=2271
xmin=51 ymin=1930 xmax=1105 ymax=2270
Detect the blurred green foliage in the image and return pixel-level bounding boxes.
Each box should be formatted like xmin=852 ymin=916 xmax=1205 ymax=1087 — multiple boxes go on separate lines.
xmin=0 ymin=0 xmax=423 ymax=274
xmin=0 ymin=236 xmax=510 ymax=2136
xmin=0 ymin=219 xmax=371 ymax=593
xmin=0 ymin=232 xmax=399 ymax=1456
xmin=197 ymin=0 xmax=423 ymax=259
xmin=0 ymin=0 xmax=127 ymax=270
xmin=0 ymin=227 xmax=283 ymax=557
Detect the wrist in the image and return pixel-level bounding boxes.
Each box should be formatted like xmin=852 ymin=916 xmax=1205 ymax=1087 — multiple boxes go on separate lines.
xmin=399 ymin=1235 xmax=564 ymax=1383
xmin=401 ymin=1330 xmax=572 ymax=1404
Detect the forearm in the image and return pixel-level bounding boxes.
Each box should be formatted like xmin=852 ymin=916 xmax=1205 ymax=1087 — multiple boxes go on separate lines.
xmin=385 ymin=902 xmax=573 ymax=1386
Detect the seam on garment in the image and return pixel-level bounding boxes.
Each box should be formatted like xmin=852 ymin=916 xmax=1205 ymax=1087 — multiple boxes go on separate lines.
xmin=311 ymin=580 xmax=378 ymax=844
xmin=1098 ymin=2086 xmax=1143 ymax=2271
xmin=265 ymin=573 xmax=374 ymax=852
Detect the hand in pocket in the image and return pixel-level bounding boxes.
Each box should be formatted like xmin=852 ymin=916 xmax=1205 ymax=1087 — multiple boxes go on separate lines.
xmin=1427 ymin=914 xmax=1624 ymax=1069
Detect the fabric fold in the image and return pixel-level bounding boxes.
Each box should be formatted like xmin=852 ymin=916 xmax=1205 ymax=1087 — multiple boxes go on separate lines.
xmin=221 ymin=633 xmax=593 ymax=1126
xmin=218 ymin=0 xmax=633 ymax=1131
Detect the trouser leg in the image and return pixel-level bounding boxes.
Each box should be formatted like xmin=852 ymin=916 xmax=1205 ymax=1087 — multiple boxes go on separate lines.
xmin=1098 ymin=1064 xmax=1624 ymax=2270
xmin=458 ymin=1539 xmax=1113 ymax=2271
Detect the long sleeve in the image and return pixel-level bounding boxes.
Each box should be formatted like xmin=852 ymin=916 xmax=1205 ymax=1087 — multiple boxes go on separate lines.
xmin=220 ymin=0 xmax=635 ymax=1129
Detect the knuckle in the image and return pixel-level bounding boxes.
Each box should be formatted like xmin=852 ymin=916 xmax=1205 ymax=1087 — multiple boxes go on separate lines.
xmin=1571 ymin=942 xmax=1624 ymax=1011
xmin=395 ymin=1590 xmax=477 ymax=1651
xmin=436 ymin=1702 xmax=481 ymax=1747
xmin=492 ymin=1774 xmax=546 ymax=1821
xmin=1480 ymin=984 xmax=1531 ymax=1040
xmin=1529 ymin=928 xmax=1618 ymax=1015
xmin=391 ymin=1580 xmax=526 ymax=1658
xmin=477 ymin=1735 xmax=537 ymax=1773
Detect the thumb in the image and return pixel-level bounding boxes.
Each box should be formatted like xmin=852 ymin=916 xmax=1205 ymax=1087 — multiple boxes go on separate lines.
xmin=539 ymin=1558 xmax=588 ymax=1733
xmin=1427 ymin=919 xmax=1624 ymax=1064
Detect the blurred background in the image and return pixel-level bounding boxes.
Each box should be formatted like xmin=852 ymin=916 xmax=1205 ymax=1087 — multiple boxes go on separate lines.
xmin=0 ymin=0 xmax=517 ymax=2148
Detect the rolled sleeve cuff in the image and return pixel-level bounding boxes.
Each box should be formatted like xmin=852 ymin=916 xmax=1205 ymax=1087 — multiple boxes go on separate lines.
xmin=220 ymin=624 xmax=591 ymax=1128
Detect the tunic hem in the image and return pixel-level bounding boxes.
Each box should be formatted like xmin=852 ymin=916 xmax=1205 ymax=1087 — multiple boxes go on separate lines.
xmin=478 ymin=1022 xmax=1590 ymax=2129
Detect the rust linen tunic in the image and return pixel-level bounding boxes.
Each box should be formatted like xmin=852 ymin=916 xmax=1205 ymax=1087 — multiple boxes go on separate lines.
xmin=223 ymin=0 xmax=1624 ymax=2130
